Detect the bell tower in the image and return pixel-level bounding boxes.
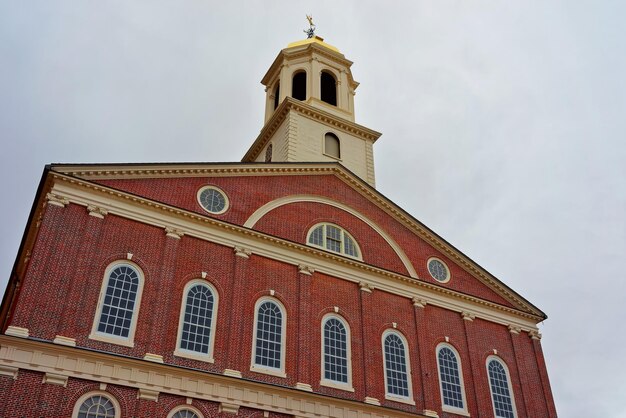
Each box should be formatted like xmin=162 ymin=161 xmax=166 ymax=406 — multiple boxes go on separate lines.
xmin=242 ymin=26 xmax=381 ymax=187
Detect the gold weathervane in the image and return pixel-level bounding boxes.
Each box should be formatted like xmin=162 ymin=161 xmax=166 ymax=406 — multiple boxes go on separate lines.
xmin=304 ymin=15 xmax=316 ymax=39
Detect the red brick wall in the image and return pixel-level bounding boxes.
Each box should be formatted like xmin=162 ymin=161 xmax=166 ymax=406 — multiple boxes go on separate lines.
xmin=5 ymin=198 xmax=556 ymax=417
xmin=96 ymin=175 xmax=516 ymax=307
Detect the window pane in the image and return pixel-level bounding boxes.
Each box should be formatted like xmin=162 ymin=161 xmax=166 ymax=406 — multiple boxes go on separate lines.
xmin=171 ymin=410 xmax=199 ymax=418
xmin=385 ymin=334 xmax=410 ymax=397
xmin=309 ymin=225 xmax=324 ymax=247
xmin=438 ymin=347 xmax=464 ymax=409
xmin=180 ymin=284 xmax=214 ymax=354
xmin=488 ymin=360 xmax=515 ymax=418
xmin=254 ymin=301 xmax=283 ymax=369
xmin=324 ymin=318 xmax=349 ymax=383
xmin=78 ymin=395 xmax=116 ymax=418
xmin=325 ymin=225 xmax=342 ymax=253
xmin=97 ymin=265 xmax=139 ymax=338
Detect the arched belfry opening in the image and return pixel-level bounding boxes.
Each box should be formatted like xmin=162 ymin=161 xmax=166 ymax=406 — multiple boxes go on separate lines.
xmin=273 ymin=82 xmax=280 ymax=110
xmin=320 ymin=71 xmax=337 ymax=106
xmin=324 ymin=132 xmax=340 ymax=159
xmin=292 ymin=71 xmax=307 ymax=101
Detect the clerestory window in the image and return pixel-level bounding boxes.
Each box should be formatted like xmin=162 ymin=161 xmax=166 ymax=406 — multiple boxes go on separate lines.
xmin=307 ymin=223 xmax=360 ymax=259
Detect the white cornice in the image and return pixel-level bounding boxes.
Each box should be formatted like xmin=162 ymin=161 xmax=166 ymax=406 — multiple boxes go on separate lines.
xmin=48 ymin=163 xmax=544 ymax=319
xmin=0 ymin=336 xmax=425 ymax=418
xmin=46 ymin=173 xmax=543 ymax=330
xmin=241 ymin=97 xmax=381 ymax=163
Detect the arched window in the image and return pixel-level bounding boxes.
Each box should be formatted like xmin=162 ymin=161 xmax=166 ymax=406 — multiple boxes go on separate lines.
xmin=251 ymin=298 xmax=286 ymax=376
xmin=90 ymin=262 xmax=144 ymax=347
xmin=273 ymin=82 xmax=280 ymax=110
xmin=307 ymin=223 xmax=360 ymax=259
xmin=292 ymin=71 xmax=307 ymax=101
xmin=324 ymin=132 xmax=340 ymax=159
xmin=320 ymin=71 xmax=337 ymax=106
xmin=383 ymin=331 xmax=413 ymax=401
xmin=174 ymin=281 xmax=218 ymax=362
xmin=436 ymin=344 xmax=468 ymax=414
xmin=167 ymin=406 xmax=204 ymax=418
xmin=487 ymin=357 xmax=517 ymax=418
xmin=321 ymin=315 xmax=352 ymax=389
xmin=73 ymin=392 xmax=120 ymax=418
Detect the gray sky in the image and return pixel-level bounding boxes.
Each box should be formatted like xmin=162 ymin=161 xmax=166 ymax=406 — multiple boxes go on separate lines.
xmin=1 ymin=1 xmax=624 ymax=416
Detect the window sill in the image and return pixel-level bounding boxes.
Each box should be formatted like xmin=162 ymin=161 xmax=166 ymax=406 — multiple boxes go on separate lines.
xmin=320 ymin=379 xmax=355 ymax=392
xmin=88 ymin=332 xmax=134 ymax=348
xmin=322 ymin=152 xmax=342 ymax=161
xmin=385 ymin=394 xmax=416 ymax=405
xmin=174 ymin=349 xmax=214 ymax=363
xmin=250 ymin=365 xmax=286 ymax=378
xmin=442 ymin=405 xmax=471 ymax=417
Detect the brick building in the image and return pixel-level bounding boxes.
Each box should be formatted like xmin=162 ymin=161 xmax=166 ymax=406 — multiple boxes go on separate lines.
xmin=0 ymin=35 xmax=556 ymax=417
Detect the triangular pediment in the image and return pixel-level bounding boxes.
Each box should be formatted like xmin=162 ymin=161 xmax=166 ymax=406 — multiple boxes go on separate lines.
xmin=48 ymin=161 xmax=546 ymax=320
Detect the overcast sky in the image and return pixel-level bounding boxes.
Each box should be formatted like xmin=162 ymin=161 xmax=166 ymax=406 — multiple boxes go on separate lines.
xmin=1 ymin=1 xmax=625 ymax=416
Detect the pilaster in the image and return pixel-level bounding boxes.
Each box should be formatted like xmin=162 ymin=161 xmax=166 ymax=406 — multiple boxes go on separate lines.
xmin=224 ymin=246 xmax=252 ymax=374
xmin=358 ymin=281 xmax=378 ymax=404
xmin=295 ymin=264 xmax=314 ymax=390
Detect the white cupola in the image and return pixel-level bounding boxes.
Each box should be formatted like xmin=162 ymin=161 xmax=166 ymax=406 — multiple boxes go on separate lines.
xmin=242 ymin=34 xmax=381 ymax=187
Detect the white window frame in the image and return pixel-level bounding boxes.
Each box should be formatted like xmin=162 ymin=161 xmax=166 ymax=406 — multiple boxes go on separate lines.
xmin=381 ymin=329 xmax=415 ymax=405
xmin=306 ymin=223 xmax=362 ymax=260
xmin=320 ymin=313 xmax=354 ymax=392
xmin=166 ymin=405 xmax=205 ymax=418
xmin=250 ymin=296 xmax=287 ymax=378
xmin=72 ymin=391 xmax=121 ymax=418
xmin=89 ymin=261 xmax=145 ymax=348
xmin=174 ymin=279 xmax=219 ymax=363
xmin=486 ymin=355 xmax=518 ymax=418
xmin=436 ymin=343 xmax=470 ymax=416
xmin=196 ymin=185 xmax=229 ymax=215
xmin=427 ymin=257 xmax=451 ymax=283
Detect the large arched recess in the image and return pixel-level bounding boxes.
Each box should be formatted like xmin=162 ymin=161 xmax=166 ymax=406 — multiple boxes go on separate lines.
xmin=244 ymin=195 xmax=418 ymax=278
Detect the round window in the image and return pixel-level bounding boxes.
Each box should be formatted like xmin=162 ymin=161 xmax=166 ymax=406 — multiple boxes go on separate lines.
xmin=427 ymin=258 xmax=450 ymax=282
xmin=197 ymin=186 xmax=229 ymax=214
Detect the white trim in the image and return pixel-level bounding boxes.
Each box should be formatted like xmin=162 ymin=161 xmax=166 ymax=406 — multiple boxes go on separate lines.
xmin=250 ymin=296 xmax=287 ymax=377
xmin=244 ymin=194 xmax=418 ymax=278
xmin=486 ymin=356 xmax=518 ymax=418
xmin=89 ymin=261 xmax=145 ymax=348
xmin=427 ymin=257 xmax=451 ymax=283
xmin=320 ymin=313 xmax=354 ymax=392
xmin=167 ymin=404 xmax=205 ymax=418
xmin=381 ymin=330 xmax=415 ymax=404
xmin=196 ymin=185 xmax=229 ymax=215
xmin=72 ymin=391 xmax=121 ymax=418
xmin=174 ymin=280 xmax=219 ymax=363
xmin=306 ymin=222 xmax=362 ymax=260
xmin=436 ymin=343 xmax=469 ymax=416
